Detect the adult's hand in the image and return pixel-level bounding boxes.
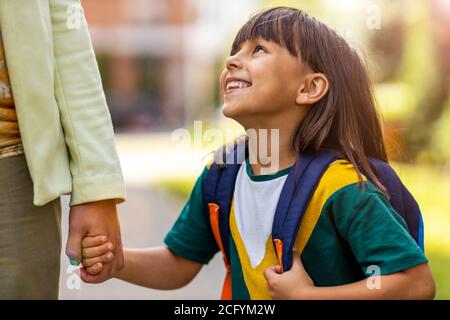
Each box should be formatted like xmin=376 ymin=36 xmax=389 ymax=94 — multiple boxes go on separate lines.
xmin=66 ymin=199 xmax=124 ymax=283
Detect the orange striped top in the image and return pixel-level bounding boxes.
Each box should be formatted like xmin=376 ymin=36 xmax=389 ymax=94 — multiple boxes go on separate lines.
xmin=0 ymin=31 xmax=23 ymax=160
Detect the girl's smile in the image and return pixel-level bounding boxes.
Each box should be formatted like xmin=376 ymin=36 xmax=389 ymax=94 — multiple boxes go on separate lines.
xmin=224 ymin=77 xmax=252 ymax=94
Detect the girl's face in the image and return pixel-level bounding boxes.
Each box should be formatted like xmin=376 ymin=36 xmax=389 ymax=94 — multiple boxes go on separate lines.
xmin=221 ymin=38 xmax=305 ymax=126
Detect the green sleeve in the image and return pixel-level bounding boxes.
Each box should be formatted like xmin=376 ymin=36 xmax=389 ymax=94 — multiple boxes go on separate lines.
xmin=329 ymin=182 xmax=428 ymax=276
xmin=164 ymin=167 xmax=219 ymax=264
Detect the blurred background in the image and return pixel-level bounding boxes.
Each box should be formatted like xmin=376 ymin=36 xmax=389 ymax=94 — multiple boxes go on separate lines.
xmin=60 ymin=0 xmax=450 ymax=299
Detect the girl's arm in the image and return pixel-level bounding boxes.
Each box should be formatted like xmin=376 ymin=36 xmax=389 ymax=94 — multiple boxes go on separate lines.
xmin=308 ymin=263 xmax=436 ymax=300
xmin=80 ymin=236 xmax=203 ymax=289
xmin=264 ymin=254 xmax=436 ymax=300
xmin=115 ymin=247 xmax=203 ymax=290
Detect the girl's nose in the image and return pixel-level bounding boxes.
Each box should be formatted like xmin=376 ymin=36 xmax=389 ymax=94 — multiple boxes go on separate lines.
xmin=226 ymin=54 xmax=243 ymax=71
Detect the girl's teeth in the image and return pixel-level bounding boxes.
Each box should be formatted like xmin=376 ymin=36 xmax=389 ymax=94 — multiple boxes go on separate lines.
xmin=227 ymin=81 xmax=251 ymax=91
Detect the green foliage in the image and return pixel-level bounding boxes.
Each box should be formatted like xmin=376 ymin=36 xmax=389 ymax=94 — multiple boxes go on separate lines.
xmin=157 ymin=179 xmax=194 ymax=200
xmin=430 ymin=98 xmax=450 ymax=165
xmin=393 ymin=162 xmax=450 ymax=299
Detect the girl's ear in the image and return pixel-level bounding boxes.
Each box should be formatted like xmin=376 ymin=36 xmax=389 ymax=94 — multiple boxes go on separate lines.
xmin=296 ymin=73 xmax=329 ymax=105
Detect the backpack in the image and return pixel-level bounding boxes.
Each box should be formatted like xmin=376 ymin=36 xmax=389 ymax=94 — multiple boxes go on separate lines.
xmin=202 ymin=145 xmax=424 ymax=300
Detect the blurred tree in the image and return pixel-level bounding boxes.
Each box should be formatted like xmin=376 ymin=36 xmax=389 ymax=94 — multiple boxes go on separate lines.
xmin=368 ymin=1 xmax=407 ymax=83
xmin=405 ymin=0 xmax=450 ymax=161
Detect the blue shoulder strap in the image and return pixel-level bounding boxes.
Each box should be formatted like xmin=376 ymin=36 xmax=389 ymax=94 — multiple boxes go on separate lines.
xmin=202 ymin=144 xmax=246 ymax=261
xmin=272 ymin=151 xmax=339 ymax=272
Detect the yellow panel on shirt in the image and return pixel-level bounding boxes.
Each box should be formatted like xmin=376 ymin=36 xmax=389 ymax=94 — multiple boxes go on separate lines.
xmin=229 ymin=160 xmax=364 ymax=299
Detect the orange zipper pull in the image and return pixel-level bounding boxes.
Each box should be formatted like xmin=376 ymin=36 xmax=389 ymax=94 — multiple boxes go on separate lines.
xmin=273 ymin=239 xmax=284 ymax=273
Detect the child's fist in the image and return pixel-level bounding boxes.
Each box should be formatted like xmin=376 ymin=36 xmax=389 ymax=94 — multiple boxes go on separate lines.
xmin=80 ymin=235 xmax=114 ymax=276
xmin=263 ymin=250 xmax=315 ymax=300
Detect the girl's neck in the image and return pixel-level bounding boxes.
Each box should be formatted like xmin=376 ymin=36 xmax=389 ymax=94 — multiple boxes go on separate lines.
xmin=245 ymin=126 xmax=298 ymax=176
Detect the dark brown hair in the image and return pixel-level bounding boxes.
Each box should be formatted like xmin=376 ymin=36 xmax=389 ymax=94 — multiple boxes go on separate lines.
xmin=231 ymin=7 xmax=388 ymax=192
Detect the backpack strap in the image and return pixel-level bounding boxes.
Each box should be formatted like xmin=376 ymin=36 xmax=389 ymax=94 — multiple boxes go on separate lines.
xmin=366 ymin=159 xmax=424 ymax=251
xmin=202 ymin=143 xmax=246 ymax=299
xmin=272 ymin=151 xmax=339 ymax=272
xmin=272 ymin=153 xmax=425 ymax=272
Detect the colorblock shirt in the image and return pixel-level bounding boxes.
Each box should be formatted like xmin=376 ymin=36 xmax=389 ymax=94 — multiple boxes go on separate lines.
xmin=164 ymin=159 xmax=428 ymax=300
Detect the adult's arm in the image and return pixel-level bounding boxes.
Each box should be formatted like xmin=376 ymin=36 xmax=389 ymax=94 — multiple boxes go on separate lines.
xmin=49 ymin=0 xmax=126 ymax=280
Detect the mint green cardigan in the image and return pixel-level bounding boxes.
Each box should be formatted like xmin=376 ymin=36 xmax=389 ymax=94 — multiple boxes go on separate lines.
xmin=0 ymin=0 xmax=126 ymax=206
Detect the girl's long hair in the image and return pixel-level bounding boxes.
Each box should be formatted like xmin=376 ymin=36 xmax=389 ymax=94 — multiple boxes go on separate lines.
xmin=230 ymin=7 xmax=388 ymax=192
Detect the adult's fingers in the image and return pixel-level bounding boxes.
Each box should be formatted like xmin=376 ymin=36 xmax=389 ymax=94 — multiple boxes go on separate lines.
xmin=66 ymin=226 xmax=84 ymax=265
xmin=82 ymin=235 xmax=108 ymax=248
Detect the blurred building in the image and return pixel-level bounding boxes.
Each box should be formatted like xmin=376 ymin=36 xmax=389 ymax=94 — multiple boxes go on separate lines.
xmin=81 ymin=0 xmax=260 ymax=132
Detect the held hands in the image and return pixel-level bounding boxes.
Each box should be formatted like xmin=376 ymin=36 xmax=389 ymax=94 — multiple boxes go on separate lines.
xmin=263 ymin=250 xmax=316 ymax=300
xmin=79 ymin=235 xmax=115 ymax=281
xmin=66 ymin=199 xmax=123 ymax=283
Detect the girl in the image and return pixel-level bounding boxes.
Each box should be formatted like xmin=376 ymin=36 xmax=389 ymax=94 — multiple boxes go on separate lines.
xmin=79 ymin=7 xmax=435 ymax=299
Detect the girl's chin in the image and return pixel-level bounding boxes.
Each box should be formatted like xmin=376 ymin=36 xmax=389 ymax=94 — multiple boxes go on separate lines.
xmin=223 ymin=103 xmax=260 ymax=125
xmin=222 ymin=103 xmax=243 ymax=119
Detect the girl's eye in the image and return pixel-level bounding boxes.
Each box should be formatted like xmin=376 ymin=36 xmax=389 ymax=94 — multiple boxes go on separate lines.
xmin=253 ymin=45 xmax=267 ymax=54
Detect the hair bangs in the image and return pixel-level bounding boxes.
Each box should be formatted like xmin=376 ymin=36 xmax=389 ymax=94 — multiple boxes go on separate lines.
xmin=231 ymin=7 xmax=303 ymax=57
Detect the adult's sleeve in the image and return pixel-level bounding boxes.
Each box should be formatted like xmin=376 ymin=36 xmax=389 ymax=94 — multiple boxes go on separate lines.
xmin=49 ymin=0 xmax=126 ymax=206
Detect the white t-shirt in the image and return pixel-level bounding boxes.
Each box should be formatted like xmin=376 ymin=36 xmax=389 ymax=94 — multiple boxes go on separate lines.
xmin=233 ymin=161 xmax=290 ymax=268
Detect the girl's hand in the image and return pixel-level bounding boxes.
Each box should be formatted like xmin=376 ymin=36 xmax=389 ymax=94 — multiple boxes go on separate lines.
xmin=263 ymin=250 xmax=316 ymax=300
xmin=79 ymin=235 xmax=114 ymax=280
